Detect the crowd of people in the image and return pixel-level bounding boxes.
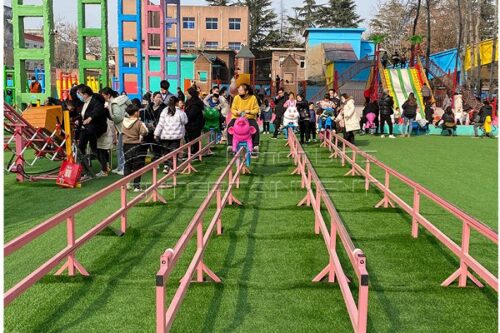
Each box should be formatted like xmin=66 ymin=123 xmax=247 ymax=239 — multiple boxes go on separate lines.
xmin=11 ymin=75 xmax=497 ymax=191
xmin=381 ymin=51 xmax=408 ymax=69
xmin=44 ymin=80 xmax=212 ymax=191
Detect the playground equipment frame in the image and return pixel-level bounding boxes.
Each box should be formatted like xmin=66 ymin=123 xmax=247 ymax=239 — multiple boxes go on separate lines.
xmin=4 ymin=133 xmax=215 ymax=306
xmin=321 ymin=131 xmax=498 ymax=292
xmin=287 ymin=129 xmax=369 ymax=333
xmin=11 ymin=0 xmax=55 ymax=106
xmin=156 ymin=148 xmax=250 ymax=333
xmin=77 ymin=0 xmax=109 ymax=91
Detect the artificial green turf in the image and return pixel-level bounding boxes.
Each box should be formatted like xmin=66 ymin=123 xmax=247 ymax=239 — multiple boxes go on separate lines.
xmin=4 ymin=134 xmax=498 ymax=332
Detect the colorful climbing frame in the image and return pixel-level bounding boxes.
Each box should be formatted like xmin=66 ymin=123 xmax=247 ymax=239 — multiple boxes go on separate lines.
xmin=77 ymin=0 xmax=109 ymax=92
xmin=118 ymin=0 xmax=143 ymax=99
xmin=11 ymin=0 xmax=55 ymax=106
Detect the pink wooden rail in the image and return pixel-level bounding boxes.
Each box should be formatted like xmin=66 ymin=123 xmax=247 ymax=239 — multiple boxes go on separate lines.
xmin=287 ymin=129 xmax=369 ymax=333
xmin=156 ymin=148 xmax=249 ymax=333
xmin=4 ymin=133 xmax=215 ymax=306
xmin=321 ymin=130 xmax=498 ymax=292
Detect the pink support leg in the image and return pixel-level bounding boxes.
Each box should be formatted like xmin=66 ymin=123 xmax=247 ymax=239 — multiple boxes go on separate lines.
xmin=193 ymin=219 xmax=221 ymax=283
xmin=364 ymin=160 xmax=371 ymax=191
xmin=442 ymin=221 xmax=484 ymax=288
xmin=196 ymin=220 xmax=204 ymax=282
xmin=121 ymin=185 xmax=128 ymax=234
xmin=147 ymin=167 xmax=167 ymax=204
xmin=172 ymin=153 xmax=177 ymax=187
xmin=182 ymin=145 xmax=198 ymax=174
xmin=55 ymin=216 xmax=89 ymax=276
xmin=344 ymin=150 xmax=359 ymax=176
xmin=216 ymin=189 xmax=223 ymax=235
xmin=411 ymin=189 xmax=420 ymax=238
xmin=341 ymin=142 xmax=346 ymax=166
xmin=375 ymin=171 xmax=395 ymax=208
xmin=314 ymin=187 xmax=321 ymax=235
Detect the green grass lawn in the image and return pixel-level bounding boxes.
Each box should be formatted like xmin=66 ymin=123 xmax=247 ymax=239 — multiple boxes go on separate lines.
xmin=4 ymin=134 xmax=498 ymax=332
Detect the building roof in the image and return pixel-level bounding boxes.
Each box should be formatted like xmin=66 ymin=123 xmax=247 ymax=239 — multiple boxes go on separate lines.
xmin=282 ymin=54 xmax=299 ymax=66
xmin=196 ymin=53 xmax=226 ymax=66
xmin=303 ymin=27 xmax=365 ymax=38
xmin=269 ymin=47 xmax=305 ymax=52
xmin=235 ymin=44 xmax=255 ymax=59
xmin=24 ymin=33 xmax=43 ymax=42
xmin=323 ymin=43 xmax=358 ymax=61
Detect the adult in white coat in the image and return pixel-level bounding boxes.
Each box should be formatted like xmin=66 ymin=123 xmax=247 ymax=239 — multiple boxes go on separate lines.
xmin=100 ymin=87 xmax=131 ymax=175
xmin=341 ymin=93 xmax=360 ymax=144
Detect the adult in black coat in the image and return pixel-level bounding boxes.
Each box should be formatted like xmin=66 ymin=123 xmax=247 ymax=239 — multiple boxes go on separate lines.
xmin=185 ymin=86 xmax=205 ymax=154
xmin=142 ymin=92 xmax=167 ymax=160
xmin=378 ymin=92 xmax=394 ymax=136
xmin=272 ymin=88 xmax=287 ymax=138
xmin=297 ymin=94 xmax=310 ymax=144
xmin=76 ymin=84 xmax=107 ymax=157
xmin=478 ymin=101 xmax=493 ymax=123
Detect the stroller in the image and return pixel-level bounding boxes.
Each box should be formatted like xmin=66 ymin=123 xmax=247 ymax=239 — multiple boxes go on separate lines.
xmin=363 ymin=112 xmax=377 ymax=134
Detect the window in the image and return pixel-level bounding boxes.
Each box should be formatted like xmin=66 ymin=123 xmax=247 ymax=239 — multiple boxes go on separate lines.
xmin=183 ymin=17 xmax=195 ymax=29
xmin=206 ymin=17 xmax=218 ymax=30
xmin=183 ymin=41 xmax=195 ymax=48
xmin=205 ymin=41 xmax=218 ymax=49
xmin=199 ymin=71 xmax=207 ymax=82
xmin=148 ymin=33 xmax=160 ymax=49
xmin=229 ymin=18 xmax=241 ymax=30
xmin=300 ymin=57 xmax=305 ymax=69
xmin=148 ymin=11 xmax=160 ymax=28
xmin=228 ymin=42 xmax=241 ymax=51
xmin=284 ymin=72 xmax=294 ymax=84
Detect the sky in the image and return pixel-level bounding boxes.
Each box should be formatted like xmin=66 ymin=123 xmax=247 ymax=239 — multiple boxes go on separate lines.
xmin=5 ymin=0 xmax=376 ymax=46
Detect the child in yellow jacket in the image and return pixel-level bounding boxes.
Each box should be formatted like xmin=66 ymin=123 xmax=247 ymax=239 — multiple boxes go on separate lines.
xmin=228 ymin=84 xmax=260 ymax=153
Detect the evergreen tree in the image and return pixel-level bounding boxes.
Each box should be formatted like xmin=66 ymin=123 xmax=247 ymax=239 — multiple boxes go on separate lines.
xmin=237 ymin=0 xmax=279 ymax=50
xmin=480 ymin=0 xmax=497 ymax=39
xmin=316 ymin=0 xmax=363 ymax=28
xmin=206 ymin=0 xmax=230 ymax=5
xmin=287 ymin=0 xmax=323 ymax=34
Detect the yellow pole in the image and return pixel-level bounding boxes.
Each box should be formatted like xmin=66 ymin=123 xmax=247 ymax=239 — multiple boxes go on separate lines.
xmin=63 ymin=110 xmax=73 ymax=162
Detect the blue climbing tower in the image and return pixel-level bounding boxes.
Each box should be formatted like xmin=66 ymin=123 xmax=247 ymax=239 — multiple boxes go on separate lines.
xmin=118 ymin=0 xmax=143 ymax=99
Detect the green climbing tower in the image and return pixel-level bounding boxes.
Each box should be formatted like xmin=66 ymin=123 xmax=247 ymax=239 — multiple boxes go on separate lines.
xmin=11 ymin=0 xmax=55 ymax=106
xmin=77 ymin=0 xmax=109 ymax=91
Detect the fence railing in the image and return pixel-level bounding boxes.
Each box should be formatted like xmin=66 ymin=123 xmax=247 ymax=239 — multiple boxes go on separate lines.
xmin=321 ymin=131 xmax=498 ymax=292
xmin=287 ymin=129 xmax=369 ymax=333
xmin=156 ymin=148 xmax=249 ymax=333
xmin=4 ymin=133 xmax=215 ymax=306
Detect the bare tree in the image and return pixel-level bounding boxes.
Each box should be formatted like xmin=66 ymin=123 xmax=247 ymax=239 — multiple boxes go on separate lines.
xmin=370 ymin=0 xmax=414 ymax=55
xmin=425 ymin=0 xmax=431 ymax=75
xmin=474 ymin=0 xmax=482 ymax=94
xmin=53 ymin=19 xmax=78 ymax=70
xmin=488 ymin=0 xmax=497 ymax=96
xmin=455 ymin=0 xmax=463 ymax=87
xmin=410 ymin=0 xmax=422 ymax=59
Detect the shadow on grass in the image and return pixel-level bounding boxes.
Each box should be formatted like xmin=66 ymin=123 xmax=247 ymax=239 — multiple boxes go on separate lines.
xmin=202 ymin=141 xmax=268 ymax=332
xmin=30 ymin=154 xmax=221 ymax=332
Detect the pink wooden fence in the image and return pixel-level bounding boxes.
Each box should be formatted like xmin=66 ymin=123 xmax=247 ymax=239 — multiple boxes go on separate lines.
xmin=156 ymin=148 xmax=249 ymax=333
xmin=321 ymin=131 xmax=498 ymax=292
xmin=287 ymin=129 xmax=369 ymax=333
xmin=4 ymin=133 xmax=215 ymax=306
